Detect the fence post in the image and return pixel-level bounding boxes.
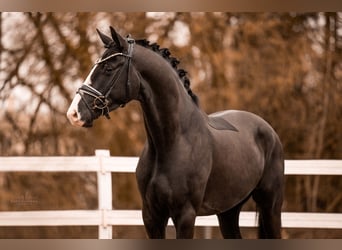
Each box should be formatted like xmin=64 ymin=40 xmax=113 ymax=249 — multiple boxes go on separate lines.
xmin=95 ymin=149 xmax=112 ymax=239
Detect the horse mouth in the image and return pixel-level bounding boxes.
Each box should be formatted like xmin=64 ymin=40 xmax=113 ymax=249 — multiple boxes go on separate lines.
xmin=83 ymin=120 xmax=94 ymax=128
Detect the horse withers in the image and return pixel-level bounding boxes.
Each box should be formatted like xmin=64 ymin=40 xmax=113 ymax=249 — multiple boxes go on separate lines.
xmin=67 ymin=27 xmax=284 ymax=239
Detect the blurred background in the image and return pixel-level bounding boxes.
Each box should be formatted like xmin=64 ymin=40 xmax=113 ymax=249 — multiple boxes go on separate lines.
xmin=0 ymin=12 xmax=341 ymax=238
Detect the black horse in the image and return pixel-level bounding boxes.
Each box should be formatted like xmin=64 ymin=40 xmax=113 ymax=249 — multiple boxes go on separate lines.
xmin=67 ymin=27 xmax=284 ymax=239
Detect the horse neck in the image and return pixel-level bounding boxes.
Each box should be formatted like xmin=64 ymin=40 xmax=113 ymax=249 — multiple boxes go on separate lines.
xmin=134 ymin=45 xmax=199 ymax=151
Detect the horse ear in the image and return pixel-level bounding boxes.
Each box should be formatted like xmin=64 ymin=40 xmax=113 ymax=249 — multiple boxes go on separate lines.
xmin=110 ymin=26 xmax=125 ymax=50
xmin=96 ymin=28 xmax=112 ymax=47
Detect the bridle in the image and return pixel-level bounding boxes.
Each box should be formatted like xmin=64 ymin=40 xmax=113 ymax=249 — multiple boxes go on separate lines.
xmin=77 ymin=37 xmax=135 ymax=120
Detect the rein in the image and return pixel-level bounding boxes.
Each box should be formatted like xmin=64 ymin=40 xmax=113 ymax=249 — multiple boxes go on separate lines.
xmin=77 ymin=37 xmax=135 ymax=119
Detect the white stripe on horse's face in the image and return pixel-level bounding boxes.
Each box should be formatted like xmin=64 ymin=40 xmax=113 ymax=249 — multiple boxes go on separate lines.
xmin=82 ymin=64 xmax=98 ymax=86
xmin=66 ymin=93 xmax=84 ymax=127
xmin=66 ymin=64 xmax=98 ymax=127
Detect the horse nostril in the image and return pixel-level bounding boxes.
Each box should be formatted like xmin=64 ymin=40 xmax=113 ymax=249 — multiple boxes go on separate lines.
xmin=67 ymin=109 xmax=78 ymax=122
xmin=71 ymin=111 xmax=78 ymax=119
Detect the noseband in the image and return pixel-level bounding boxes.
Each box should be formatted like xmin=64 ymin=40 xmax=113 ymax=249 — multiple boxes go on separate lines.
xmin=77 ymin=37 xmax=135 ymax=120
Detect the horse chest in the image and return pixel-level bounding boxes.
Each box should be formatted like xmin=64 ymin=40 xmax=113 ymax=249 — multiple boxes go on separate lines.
xmin=137 ymin=151 xmax=211 ymax=209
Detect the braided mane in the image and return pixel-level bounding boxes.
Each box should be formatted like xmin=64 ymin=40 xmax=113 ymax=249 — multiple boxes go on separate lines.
xmin=136 ymin=39 xmax=199 ymax=106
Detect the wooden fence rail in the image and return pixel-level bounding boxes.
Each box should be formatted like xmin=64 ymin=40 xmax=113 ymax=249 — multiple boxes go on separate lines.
xmin=0 ymin=149 xmax=341 ymax=238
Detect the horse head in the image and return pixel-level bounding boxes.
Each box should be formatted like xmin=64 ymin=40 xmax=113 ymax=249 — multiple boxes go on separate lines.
xmin=67 ymin=27 xmax=140 ymax=127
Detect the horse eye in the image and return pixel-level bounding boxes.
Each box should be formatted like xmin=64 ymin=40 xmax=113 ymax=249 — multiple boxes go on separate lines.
xmin=103 ymin=63 xmax=113 ymax=73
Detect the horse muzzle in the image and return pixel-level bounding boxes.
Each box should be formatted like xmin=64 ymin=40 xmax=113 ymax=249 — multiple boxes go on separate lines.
xmin=66 ymin=108 xmax=86 ymax=127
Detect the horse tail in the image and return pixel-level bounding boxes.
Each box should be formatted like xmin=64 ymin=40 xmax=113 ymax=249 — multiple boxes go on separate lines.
xmin=252 ymin=125 xmax=284 ymax=238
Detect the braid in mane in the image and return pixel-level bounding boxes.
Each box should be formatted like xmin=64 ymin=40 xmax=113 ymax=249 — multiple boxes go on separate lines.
xmin=136 ymin=39 xmax=199 ymax=106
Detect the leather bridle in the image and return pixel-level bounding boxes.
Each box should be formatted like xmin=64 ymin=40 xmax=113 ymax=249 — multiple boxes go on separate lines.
xmin=77 ymin=37 xmax=135 ymax=120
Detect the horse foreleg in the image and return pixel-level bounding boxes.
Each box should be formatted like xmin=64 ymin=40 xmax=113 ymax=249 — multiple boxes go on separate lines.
xmin=172 ymin=204 xmax=196 ymax=239
xmin=142 ymin=206 xmax=168 ymax=239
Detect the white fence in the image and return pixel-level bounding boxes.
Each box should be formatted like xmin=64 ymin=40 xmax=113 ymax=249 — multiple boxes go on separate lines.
xmin=0 ymin=149 xmax=342 ymax=239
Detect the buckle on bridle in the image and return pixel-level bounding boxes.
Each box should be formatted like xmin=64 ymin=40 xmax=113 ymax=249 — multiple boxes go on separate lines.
xmin=93 ymin=95 xmax=109 ymax=109
xmin=126 ymin=35 xmax=134 ymax=44
xmin=92 ymin=95 xmax=111 ymax=119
